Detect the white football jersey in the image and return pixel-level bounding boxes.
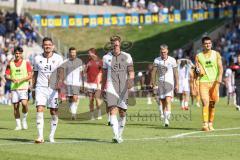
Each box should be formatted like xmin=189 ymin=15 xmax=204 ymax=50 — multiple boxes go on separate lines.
xmin=153 ymin=56 xmax=177 ymax=85
xmin=33 ymin=53 xmax=63 ymax=87
xmin=102 ymin=51 xmax=133 ymax=97
xmin=178 ymin=64 xmax=191 ymax=82
xmin=63 ymin=58 xmax=84 ymax=86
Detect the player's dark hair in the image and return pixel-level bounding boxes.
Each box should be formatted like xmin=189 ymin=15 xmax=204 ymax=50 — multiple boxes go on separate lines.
xmin=42 ymin=37 xmax=53 ymax=43
xmin=201 ymin=36 xmax=211 ymax=44
xmin=88 ymin=48 xmax=98 ymax=55
xmin=14 ymin=46 xmax=23 ymax=53
xmin=69 ymin=47 xmax=76 ymax=52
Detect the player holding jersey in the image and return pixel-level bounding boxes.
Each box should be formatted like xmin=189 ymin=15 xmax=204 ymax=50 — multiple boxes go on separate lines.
xmin=151 ymin=44 xmax=178 ymax=127
xmin=33 ymin=37 xmax=63 ymax=143
xmin=102 ymin=36 xmax=134 ymax=143
xmin=5 ymin=47 xmax=32 ymax=130
xmin=195 ymin=36 xmax=223 ymax=131
xmin=63 ymin=47 xmax=84 ymax=120
xmin=85 ymin=48 xmax=103 ymax=120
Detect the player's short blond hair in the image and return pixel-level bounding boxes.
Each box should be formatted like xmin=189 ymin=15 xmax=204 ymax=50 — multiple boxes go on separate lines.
xmin=110 ymin=35 xmax=121 ymax=42
xmin=160 ymin=44 xmax=168 ymax=50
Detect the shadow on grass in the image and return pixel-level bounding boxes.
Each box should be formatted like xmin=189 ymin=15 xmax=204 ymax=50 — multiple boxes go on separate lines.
xmin=65 ymin=122 xmax=107 ymax=126
xmin=56 ymin=137 xmax=111 ymax=144
xmin=0 ymin=138 xmax=32 ymax=142
xmin=0 ymin=127 xmax=11 ymax=130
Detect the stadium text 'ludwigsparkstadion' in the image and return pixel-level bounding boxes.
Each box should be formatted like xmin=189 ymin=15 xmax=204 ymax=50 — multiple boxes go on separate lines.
xmin=33 ymin=6 xmax=240 ymax=28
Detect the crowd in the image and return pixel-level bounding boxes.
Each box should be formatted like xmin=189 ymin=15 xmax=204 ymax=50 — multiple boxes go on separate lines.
xmin=0 ymin=9 xmax=37 ymax=105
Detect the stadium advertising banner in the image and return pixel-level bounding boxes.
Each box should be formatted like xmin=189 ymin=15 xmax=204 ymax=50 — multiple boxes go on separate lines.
xmin=33 ymin=6 xmax=237 ymax=28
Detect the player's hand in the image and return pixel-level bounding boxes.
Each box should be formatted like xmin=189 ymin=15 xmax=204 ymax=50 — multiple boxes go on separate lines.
xmin=12 ymin=79 xmax=18 ymax=83
xmin=80 ymin=86 xmax=85 ymax=93
xmin=127 ymin=79 xmax=134 ymax=89
xmin=175 ymin=84 xmax=179 ymax=93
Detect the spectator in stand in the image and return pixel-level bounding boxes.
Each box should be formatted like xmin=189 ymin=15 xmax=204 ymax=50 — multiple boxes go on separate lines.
xmin=147 ymin=1 xmax=159 ymax=13
xmin=138 ymin=0 xmax=146 ymax=10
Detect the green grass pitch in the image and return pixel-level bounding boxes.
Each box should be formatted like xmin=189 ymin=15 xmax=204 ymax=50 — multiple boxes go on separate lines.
xmin=0 ymin=97 xmax=239 ymax=160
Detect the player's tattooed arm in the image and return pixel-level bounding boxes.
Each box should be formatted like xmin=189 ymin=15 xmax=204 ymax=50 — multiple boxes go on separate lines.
xmin=127 ymin=65 xmax=134 ymax=89
xmin=101 ymin=69 xmax=107 ymax=92
xmin=150 ymin=66 xmax=157 ymax=88
xmin=32 ymin=71 xmax=38 ymax=89
xmin=56 ymin=67 xmax=64 ymax=89
xmin=173 ymin=67 xmax=179 ymax=92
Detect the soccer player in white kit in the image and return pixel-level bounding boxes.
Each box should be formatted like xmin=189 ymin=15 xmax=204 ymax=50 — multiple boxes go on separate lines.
xmin=33 ymin=37 xmax=63 ymax=143
xmin=177 ymin=59 xmax=192 ymax=110
xmin=224 ymin=66 xmax=236 ymax=106
xmin=63 ymin=47 xmax=84 ymax=120
xmin=102 ymin=36 xmax=134 ymax=143
xmin=151 ymin=44 xmax=178 ymax=127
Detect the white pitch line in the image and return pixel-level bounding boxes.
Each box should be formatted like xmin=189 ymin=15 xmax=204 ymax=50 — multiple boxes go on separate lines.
xmin=0 ymin=127 xmax=240 ymax=146
xmin=126 ymin=133 xmax=240 ymax=141
xmin=125 ymin=127 xmax=240 ymax=141
xmin=170 ymin=127 xmax=240 ymax=138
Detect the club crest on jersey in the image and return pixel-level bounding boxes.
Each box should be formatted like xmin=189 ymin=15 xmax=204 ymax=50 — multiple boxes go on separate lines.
xmin=52 ymin=60 xmax=55 ymax=64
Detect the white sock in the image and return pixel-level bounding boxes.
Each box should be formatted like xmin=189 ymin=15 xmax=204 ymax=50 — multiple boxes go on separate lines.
xmin=36 ymin=112 xmax=44 ymax=139
xmin=164 ymin=111 xmax=171 ymax=120
xmin=118 ymin=116 xmax=126 ymax=138
xmin=49 ymin=115 xmax=58 ymax=138
xmin=90 ymin=111 xmax=94 ymax=118
xmin=147 ymin=96 xmax=152 ymax=103
xmin=110 ymin=115 xmax=119 ymax=138
xmin=16 ymin=118 xmax=21 ymax=127
xmin=185 ymin=101 xmax=188 ymax=107
xmin=22 ymin=112 xmax=28 ymax=122
xmin=181 ymin=100 xmax=185 ymax=107
xmin=71 ymin=102 xmax=78 ymax=114
xmin=97 ymin=108 xmax=101 ymax=117
xmin=108 ymin=113 xmax=111 ymax=122
xmin=159 ymin=104 xmax=163 ymax=115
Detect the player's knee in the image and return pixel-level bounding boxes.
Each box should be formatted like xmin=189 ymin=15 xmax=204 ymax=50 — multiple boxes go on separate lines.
xmin=119 ymin=110 xmax=126 ymax=117
xmin=109 ymin=106 xmax=118 ymax=115
xmin=50 ymin=108 xmax=58 ymax=115
xmin=209 ymin=101 xmax=215 ymax=107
